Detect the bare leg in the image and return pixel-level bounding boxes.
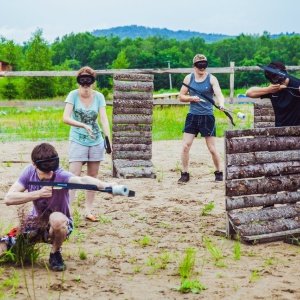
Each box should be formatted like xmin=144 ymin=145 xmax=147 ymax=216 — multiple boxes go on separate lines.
xmin=180 ymin=133 xmax=195 ymax=172
xmin=48 ymin=212 xmax=68 ymax=253
xmin=68 ymin=162 xmax=83 ymax=205
xmin=85 ymin=161 xmax=100 ymax=216
xmin=205 ymin=136 xmax=221 ymax=171
xmin=0 ymin=241 xmax=7 ymax=256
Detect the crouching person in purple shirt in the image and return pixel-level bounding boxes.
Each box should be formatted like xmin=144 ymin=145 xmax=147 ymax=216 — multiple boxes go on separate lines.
xmin=0 ymin=142 xmax=117 ymax=271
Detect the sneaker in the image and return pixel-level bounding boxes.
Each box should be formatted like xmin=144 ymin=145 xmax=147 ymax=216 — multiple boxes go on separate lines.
xmin=49 ymin=251 xmax=66 ymax=271
xmin=214 ymin=171 xmax=223 ymax=181
xmin=178 ymin=171 xmax=190 ymax=183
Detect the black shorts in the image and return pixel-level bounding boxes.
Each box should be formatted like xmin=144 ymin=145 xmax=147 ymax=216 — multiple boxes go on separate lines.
xmin=182 ymin=113 xmax=216 ymax=137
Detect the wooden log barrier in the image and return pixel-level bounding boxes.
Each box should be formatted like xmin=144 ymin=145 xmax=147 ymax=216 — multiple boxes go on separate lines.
xmin=254 ymin=101 xmax=275 ymax=128
xmin=112 ymin=73 xmax=156 ymax=179
xmin=224 ymin=126 xmax=300 ymax=243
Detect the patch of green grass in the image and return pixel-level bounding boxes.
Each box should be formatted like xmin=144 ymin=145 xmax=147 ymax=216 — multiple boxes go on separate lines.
xmin=200 ymin=203 xmax=215 ymax=216
xmin=0 ymin=104 xmax=253 ymax=142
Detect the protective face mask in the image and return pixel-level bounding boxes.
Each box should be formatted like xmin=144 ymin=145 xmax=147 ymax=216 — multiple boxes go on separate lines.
xmin=77 ymin=74 xmax=95 ymax=86
xmin=193 ymin=61 xmax=208 ymax=69
xmin=35 ymin=157 xmax=59 ymax=173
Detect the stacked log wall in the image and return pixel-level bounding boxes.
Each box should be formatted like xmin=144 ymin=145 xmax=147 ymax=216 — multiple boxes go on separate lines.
xmin=112 ymin=73 xmax=156 ymax=178
xmin=254 ymin=101 xmax=275 ymax=128
xmin=225 ymin=126 xmax=300 ymax=242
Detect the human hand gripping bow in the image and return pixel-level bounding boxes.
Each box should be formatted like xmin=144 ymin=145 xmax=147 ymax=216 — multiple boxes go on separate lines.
xmin=182 ymin=83 xmax=245 ymax=126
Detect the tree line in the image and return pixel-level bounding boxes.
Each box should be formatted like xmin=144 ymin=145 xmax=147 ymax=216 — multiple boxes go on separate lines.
xmin=0 ymin=28 xmax=299 ymax=99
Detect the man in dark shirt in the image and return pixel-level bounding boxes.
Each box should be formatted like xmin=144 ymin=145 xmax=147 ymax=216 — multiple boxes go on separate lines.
xmin=246 ymin=61 xmax=300 ymax=127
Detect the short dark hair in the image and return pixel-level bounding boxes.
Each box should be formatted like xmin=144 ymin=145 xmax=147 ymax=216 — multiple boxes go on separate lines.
xmin=267 ymin=61 xmax=286 ymax=72
xmin=31 ymin=143 xmax=58 ymax=162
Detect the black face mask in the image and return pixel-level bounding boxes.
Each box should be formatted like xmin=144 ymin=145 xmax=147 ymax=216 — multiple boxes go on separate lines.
xmin=77 ymin=74 xmax=95 ymax=86
xmin=265 ymin=70 xmax=287 ymax=84
xmin=193 ymin=61 xmax=208 ymax=69
xmin=35 ymin=157 xmax=59 ymax=173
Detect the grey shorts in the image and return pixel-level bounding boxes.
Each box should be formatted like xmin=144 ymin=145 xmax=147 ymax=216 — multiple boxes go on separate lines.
xmin=69 ymin=141 xmax=105 ymax=162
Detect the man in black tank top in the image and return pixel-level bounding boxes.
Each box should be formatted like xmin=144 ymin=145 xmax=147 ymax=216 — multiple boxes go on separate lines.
xmin=246 ymin=61 xmax=300 ymax=127
xmin=178 ymin=54 xmax=225 ymax=183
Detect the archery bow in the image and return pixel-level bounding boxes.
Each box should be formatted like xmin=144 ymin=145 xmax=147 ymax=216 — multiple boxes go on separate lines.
xmin=182 ymin=82 xmax=236 ymax=126
xmin=28 ymin=181 xmax=136 ymax=197
xmin=257 ymin=64 xmax=300 ymax=85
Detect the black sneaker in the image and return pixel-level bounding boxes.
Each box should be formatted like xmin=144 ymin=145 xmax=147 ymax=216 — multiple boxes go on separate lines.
xmin=214 ymin=171 xmax=223 ymax=181
xmin=178 ymin=172 xmax=190 ymax=183
xmin=49 ymin=251 xmax=66 ymax=271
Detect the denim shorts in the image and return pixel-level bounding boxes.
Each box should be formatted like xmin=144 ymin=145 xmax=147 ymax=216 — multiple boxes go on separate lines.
xmin=183 ymin=113 xmax=216 ymax=137
xmin=69 ymin=141 xmax=105 ymax=162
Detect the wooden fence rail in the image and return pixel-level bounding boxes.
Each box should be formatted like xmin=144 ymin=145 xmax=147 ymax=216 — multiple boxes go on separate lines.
xmin=1 ymin=64 xmax=299 ymax=110
xmin=1 ymin=65 xmax=300 ymax=78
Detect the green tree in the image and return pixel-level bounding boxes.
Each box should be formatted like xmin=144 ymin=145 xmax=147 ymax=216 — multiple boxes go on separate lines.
xmin=111 ymin=50 xmax=130 ymax=69
xmin=0 ymin=38 xmax=23 ymax=99
xmin=22 ymin=28 xmax=56 ymax=99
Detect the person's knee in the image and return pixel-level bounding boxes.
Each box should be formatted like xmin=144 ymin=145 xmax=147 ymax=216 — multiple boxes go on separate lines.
xmin=182 ymin=142 xmax=192 ymax=153
xmin=49 ymin=212 xmax=68 ymax=231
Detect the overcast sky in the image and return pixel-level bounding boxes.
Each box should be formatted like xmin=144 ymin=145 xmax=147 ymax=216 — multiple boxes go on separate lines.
xmin=1 ymin=0 xmax=299 ymax=44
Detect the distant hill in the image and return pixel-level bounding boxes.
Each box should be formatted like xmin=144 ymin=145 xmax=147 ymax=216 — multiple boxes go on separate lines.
xmin=91 ymin=25 xmax=300 ymax=43
xmin=91 ymin=25 xmax=234 ymax=43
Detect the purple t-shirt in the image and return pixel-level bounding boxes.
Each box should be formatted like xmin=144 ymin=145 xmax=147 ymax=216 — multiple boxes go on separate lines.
xmin=18 ymin=165 xmax=74 ymax=221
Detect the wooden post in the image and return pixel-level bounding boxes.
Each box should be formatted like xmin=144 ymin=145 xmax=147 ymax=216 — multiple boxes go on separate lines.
xmin=229 ymin=62 xmax=235 ymax=130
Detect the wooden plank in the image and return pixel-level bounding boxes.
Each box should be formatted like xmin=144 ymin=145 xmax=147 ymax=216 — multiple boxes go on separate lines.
xmin=254 ymin=115 xmax=275 ymax=122
xmin=113 ymin=107 xmax=152 ymax=115
xmin=254 ymin=108 xmax=274 ymax=115
xmin=112 ymin=137 xmax=152 ymax=145
xmin=113 ymin=165 xmax=156 ymax=179
xmin=114 ymin=80 xmax=153 ymax=92
xmin=225 ymin=126 xmax=300 ymax=139
xmin=112 ymin=124 xmax=152 ymax=132
xmin=228 ymin=205 xmax=300 ymax=226
xmin=113 ymin=151 xmax=152 ymax=160
xmin=226 ymin=150 xmax=300 ymax=166
xmin=254 ymin=102 xmax=272 ymax=109
xmin=236 ymin=218 xmax=300 ymax=236
xmin=113 ymin=131 xmax=152 ymax=138
xmin=1 ymin=66 xmax=300 ymax=78
xmin=113 ymin=159 xmax=153 ymax=168
xmin=113 ymin=73 xmax=154 ymax=81
xmin=242 ymin=228 xmax=300 ymax=242
xmin=113 ymin=115 xmax=152 ymax=124
xmin=226 ymin=136 xmax=300 ymax=154
xmin=226 ymin=173 xmax=300 ymax=197
xmin=254 ymin=122 xmax=275 ymax=128
xmin=112 ymin=144 xmax=151 ymax=151
xmin=227 ymin=161 xmax=300 ymax=180
xmin=112 ymin=99 xmax=153 ymax=108
xmin=113 ymin=91 xmax=152 ymax=100
xmin=226 ymin=191 xmax=300 ymax=210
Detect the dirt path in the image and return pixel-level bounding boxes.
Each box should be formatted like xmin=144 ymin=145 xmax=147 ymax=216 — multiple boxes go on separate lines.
xmin=0 ymin=140 xmax=300 ymax=299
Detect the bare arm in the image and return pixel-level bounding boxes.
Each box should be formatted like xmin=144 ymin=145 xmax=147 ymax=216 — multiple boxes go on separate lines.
xmin=179 ymin=74 xmax=204 ymax=103
xmin=63 ymin=102 xmax=95 ymax=138
xmin=210 ymin=75 xmax=225 ymax=108
xmin=99 ymin=106 xmax=110 ymax=137
xmin=68 ymin=176 xmax=116 ymax=190
xmin=246 ymin=84 xmax=285 ymax=98
xmin=4 ymin=181 xmax=53 ymax=206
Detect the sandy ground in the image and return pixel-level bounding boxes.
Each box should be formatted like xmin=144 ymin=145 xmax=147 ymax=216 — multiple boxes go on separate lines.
xmin=1 ymin=139 xmax=300 ymax=300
